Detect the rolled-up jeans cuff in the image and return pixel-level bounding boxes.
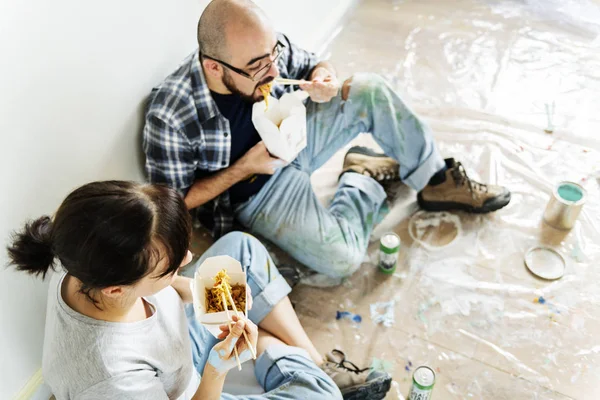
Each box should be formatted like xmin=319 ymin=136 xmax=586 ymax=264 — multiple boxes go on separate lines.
xmin=403 ymin=147 xmax=446 ymax=191
xmin=254 ymin=344 xmax=312 ymax=388
xmin=339 ymin=171 xmax=386 ymax=202
xmin=248 ymin=274 xmax=291 ymax=324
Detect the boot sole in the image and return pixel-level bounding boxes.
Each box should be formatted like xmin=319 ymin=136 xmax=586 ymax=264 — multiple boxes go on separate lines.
xmin=417 ymin=191 xmax=511 ymax=214
xmin=341 ymin=374 xmax=392 ymax=400
xmin=346 ymin=146 xmax=391 ymax=159
xmin=342 ymin=147 xmax=401 ymax=182
xmin=344 ymin=153 xmax=398 ymax=170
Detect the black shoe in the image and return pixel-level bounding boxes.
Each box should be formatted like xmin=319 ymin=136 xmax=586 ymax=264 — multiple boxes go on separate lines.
xmin=277 ymin=264 xmax=302 ymax=288
xmin=341 ymin=146 xmax=400 ymax=183
xmin=321 ymin=350 xmax=392 ymax=400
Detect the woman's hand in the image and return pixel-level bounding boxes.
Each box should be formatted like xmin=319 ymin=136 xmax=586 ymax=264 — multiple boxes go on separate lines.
xmin=207 ymin=316 xmax=258 ymax=374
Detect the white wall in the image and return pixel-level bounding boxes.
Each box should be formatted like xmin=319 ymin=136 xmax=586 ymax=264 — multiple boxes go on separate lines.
xmin=0 ymin=0 xmax=351 ymax=398
xmin=0 ymin=1 xmax=202 ymax=397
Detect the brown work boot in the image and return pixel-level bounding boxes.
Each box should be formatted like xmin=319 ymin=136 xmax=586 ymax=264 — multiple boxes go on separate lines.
xmin=321 ymin=350 xmax=392 ymax=400
xmin=418 ymin=158 xmax=511 ymax=213
xmin=341 ymin=146 xmax=400 ymax=183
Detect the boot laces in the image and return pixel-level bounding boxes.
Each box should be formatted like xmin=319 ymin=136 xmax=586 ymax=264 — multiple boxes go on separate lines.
xmin=451 ymin=163 xmax=488 ymax=195
xmin=364 ymin=166 xmax=397 ymax=182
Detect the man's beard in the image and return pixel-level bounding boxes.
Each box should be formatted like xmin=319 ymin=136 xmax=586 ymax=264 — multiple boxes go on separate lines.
xmin=222 ymin=70 xmax=273 ymax=103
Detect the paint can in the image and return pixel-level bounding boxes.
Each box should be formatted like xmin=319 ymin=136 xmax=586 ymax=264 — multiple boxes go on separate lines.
xmin=408 ymin=366 xmax=435 ymax=400
xmin=379 ymin=233 xmax=400 ymax=274
xmin=543 ymin=181 xmax=587 ymax=230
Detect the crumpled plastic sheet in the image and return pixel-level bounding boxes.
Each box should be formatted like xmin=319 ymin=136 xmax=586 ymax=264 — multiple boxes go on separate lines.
xmin=285 ymin=0 xmax=600 ymax=399
xmin=370 ymin=300 xmax=396 ymax=327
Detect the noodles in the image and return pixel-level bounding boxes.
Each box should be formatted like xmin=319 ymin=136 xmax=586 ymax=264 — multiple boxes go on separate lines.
xmin=205 ymin=269 xmax=246 ymax=313
xmin=259 ymin=82 xmax=273 ymax=110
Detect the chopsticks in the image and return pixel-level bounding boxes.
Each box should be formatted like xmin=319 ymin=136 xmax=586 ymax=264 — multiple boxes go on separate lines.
xmin=274 ymin=77 xmax=306 ymax=86
xmin=224 ymin=285 xmax=258 ymax=360
xmin=221 ymin=292 xmax=242 ymax=371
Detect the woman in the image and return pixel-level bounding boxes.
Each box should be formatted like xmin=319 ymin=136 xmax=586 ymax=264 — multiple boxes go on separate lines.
xmin=7 ymin=181 xmax=389 ymax=399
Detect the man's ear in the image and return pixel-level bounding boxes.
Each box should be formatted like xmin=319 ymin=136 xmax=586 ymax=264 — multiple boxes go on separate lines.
xmin=202 ymin=58 xmax=223 ymax=79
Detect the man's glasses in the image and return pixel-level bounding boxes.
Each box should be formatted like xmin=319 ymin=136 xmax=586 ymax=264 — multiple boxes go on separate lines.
xmin=201 ymin=41 xmax=286 ymax=82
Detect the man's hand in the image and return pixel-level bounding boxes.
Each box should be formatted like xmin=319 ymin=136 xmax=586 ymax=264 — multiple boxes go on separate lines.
xmin=235 ymin=141 xmax=287 ymax=177
xmin=300 ymin=66 xmax=340 ymax=103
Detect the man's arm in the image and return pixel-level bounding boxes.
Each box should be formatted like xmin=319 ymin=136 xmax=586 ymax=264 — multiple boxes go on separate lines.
xmin=185 ymin=141 xmax=284 ymax=210
xmin=143 ymin=116 xmax=197 ymax=191
xmin=277 ymin=33 xmax=319 ymax=80
xmin=144 ymin=115 xmax=237 ymax=209
xmin=184 ymin=163 xmax=248 ymax=209
xmin=144 ymin=116 xmax=284 ymax=210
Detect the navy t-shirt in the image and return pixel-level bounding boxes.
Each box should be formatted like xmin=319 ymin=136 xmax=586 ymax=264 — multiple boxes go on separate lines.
xmin=211 ymin=91 xmax=271 ymax=205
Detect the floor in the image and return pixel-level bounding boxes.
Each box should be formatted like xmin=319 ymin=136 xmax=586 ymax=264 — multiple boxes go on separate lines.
xmin=192 ymin=0 xmax=600 ymax=398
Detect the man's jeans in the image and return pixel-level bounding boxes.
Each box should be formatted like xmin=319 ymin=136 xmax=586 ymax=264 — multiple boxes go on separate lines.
xmin=236 ymin=73 xmax=445 ymax=278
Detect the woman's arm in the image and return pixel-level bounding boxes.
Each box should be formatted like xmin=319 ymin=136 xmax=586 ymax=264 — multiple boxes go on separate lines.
xmin=191 ymin=317 xmax=258 ymax=400
xmin=171 ymin=275 xmax=193 ymax=303
xmin=192 ymin=364 xmax=227 ymax=400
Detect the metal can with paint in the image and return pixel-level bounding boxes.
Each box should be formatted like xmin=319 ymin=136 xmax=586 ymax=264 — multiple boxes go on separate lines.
xmin=408 ymin=366 xmax=435 ymax=400
xmin=379 ymin=233 xmax=400 ymax=274
xmin=543 ymin=181 xmax=587 ymax=230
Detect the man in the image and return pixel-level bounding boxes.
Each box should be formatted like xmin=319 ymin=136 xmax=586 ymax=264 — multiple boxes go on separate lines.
xmin=143 ymin=0 xmax=510 ymax=282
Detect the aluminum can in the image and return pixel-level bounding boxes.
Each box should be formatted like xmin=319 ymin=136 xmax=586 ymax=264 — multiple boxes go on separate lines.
xmin=379 ymin=233 xmax=400 ymax=274
xmin=408 ymin=366 xmax=435 ymax=400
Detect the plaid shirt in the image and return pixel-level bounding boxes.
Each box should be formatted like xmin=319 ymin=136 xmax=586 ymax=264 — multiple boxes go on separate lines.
xmin=143 ymin=34 xmax=318 ymax=238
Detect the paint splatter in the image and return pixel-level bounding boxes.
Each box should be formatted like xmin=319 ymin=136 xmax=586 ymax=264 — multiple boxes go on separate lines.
xmin=336 ymin=311 xmax=362 ymax=323
xmin=571 ymin=244 xmax=587 ymax=263
xmin=371 ymin=358 xmax=393 ymax=373
xmin=370 ymin=301 xmax=395 ymax=327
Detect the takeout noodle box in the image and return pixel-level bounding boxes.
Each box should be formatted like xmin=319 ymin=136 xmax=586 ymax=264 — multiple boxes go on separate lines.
xmin=252 ymin=90 xmax=308 ymax=163
xmin=190 ymin=255 xmax=248 ymax=338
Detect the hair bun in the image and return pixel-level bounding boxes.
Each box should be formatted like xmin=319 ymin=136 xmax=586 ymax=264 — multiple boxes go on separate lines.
xmin=7 ymin=216 xmax=55 ymax=278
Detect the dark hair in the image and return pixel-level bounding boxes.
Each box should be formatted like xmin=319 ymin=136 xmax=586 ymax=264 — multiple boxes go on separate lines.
xmin=7 ymin=181 xmax=191 ymax=296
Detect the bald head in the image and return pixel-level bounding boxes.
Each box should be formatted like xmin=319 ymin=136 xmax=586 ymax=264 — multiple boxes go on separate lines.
xmin=197 ymin=0 xmax=270 ymax=61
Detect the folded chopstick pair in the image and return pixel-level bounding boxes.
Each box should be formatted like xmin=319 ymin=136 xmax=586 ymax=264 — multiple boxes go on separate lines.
xmin=220 ymin=285 xmax=256 ymax=370
xmin=274 ymin=77 xmax=307 ymax=86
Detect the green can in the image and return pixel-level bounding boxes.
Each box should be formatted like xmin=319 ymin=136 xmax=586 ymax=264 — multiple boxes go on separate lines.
xmin=408 ymin=366 xmax=435 ymax=400
xmin=379 ymin=233 xmax=400 ymax=274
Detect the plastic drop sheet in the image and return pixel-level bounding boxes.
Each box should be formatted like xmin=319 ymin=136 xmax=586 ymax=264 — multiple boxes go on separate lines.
xmin=288 ymin=0 xmax=600 ymax=399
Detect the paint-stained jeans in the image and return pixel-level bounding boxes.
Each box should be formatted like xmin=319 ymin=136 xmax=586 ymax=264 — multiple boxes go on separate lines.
xmin=182 ymin=232 xmax=342 ymax=399
xmin=235 ymin=73 xmax=445 ymax=279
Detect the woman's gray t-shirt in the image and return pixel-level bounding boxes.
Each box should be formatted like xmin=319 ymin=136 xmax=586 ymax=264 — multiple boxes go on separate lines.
xmin=43 ymin=271 xmax=200 ymax=399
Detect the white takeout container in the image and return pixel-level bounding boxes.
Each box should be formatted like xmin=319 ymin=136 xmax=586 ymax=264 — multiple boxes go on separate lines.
xmin=252 ymin=90 xmax=308 ymax=163
xmin=190 ymin=255 xmax=248 ymax=338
